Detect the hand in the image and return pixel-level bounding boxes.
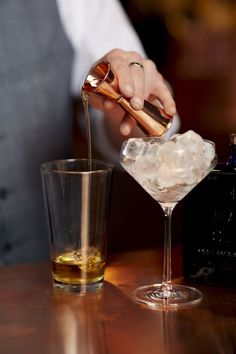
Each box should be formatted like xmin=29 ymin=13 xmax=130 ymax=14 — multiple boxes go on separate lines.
xmin=88 ymin=48 xmax=177 ymax=136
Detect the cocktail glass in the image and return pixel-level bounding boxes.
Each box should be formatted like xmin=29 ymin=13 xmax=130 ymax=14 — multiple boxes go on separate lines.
xmin=120 ymin=131 xmax=217 ymax=310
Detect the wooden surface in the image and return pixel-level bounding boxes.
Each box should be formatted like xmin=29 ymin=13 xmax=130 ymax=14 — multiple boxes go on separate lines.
xmin=0 ymin=246 xmax=235 ymax=354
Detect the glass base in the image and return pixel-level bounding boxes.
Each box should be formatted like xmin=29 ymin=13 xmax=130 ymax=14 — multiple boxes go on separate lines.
xmin=53 ymin=279 xmax=103 ymax=294
xmin=132 ymin=283 xmax=202 ymax=310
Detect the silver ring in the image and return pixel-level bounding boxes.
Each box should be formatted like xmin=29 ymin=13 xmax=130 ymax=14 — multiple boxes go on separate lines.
xmin=129 ymin=61 xmax=144 ymax=69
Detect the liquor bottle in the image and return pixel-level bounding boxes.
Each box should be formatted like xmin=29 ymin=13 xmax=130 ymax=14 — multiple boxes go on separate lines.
xmin=182 ymin=134 xmax=236 ymax=287
xmin=226 ymin=133 xmax=236 ymax=168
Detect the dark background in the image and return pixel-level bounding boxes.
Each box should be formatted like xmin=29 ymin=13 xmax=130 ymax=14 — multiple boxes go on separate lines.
xmin=120 ymin=0 xmax=236 ymax=162
xmin=78 ymin=1 xmax=236 ymax=254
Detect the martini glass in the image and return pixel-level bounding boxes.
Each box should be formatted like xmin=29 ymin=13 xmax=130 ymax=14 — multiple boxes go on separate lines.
xmin=120 ymin=131 xmax=217 ymax=310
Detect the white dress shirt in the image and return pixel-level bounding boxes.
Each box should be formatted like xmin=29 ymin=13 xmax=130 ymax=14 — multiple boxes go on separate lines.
xmin=56 ymin=0 xmax=180 ymax=163
xmin=56 ymin=0 xmax=145 ymax=95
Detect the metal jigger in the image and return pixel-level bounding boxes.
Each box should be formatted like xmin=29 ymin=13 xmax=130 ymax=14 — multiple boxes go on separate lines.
xmin=82 ymin=61 xmax=173 ymax=137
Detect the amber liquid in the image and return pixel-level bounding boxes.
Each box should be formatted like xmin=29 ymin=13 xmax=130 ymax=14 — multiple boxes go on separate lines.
xmin=52 ymin=248 xmax=105 ymax=284
xmin=50 ymin=90 xmax=103 ymax=287
xmin=81 ymin=89 xmax=92 ymax=169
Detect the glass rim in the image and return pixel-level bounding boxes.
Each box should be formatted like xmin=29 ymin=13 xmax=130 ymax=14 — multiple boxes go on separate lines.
xmin=40 ymin=158 xmax=114 ymax=175
xmin=122 ymin=135 xmax=216 ymax=146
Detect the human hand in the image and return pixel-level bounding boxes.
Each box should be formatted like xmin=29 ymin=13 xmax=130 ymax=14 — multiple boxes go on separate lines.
xmin=87 ymin=48 xmax=177 ymax=136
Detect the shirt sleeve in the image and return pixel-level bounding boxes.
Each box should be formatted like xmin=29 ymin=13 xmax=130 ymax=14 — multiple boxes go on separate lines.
xmin=56 ymin=0 xmax=146 ymax=94
xmin=56 ymin=0 xmax=180 ymax=165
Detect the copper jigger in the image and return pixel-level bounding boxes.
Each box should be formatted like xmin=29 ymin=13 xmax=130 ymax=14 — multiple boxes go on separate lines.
xmin=82 ymin=61 xmax=173 ymax=137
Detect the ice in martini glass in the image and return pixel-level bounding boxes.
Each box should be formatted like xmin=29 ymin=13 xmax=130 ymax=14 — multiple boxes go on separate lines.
xmin=120 ymin=130 xmax=217 ymax=310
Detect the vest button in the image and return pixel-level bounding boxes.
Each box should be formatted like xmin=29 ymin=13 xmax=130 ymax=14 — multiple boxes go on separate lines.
xmin=4 ymin=243 xmax=12 ymax=252
xmin=0 ymin=188 xmax=8 ymax=200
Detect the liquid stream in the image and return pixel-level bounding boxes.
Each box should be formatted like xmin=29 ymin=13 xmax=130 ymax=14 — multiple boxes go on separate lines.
xmin=52 ymin=85 xmax=104 ymax=286
xmin=81 ymin=89 xmax=92 ymax=169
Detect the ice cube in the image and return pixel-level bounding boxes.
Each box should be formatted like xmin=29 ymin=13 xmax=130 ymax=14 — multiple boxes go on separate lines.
xmin=120 ymin=130 xmax=216 ymax=198
xmin=121 ymin=138 xmax=147 ymax=161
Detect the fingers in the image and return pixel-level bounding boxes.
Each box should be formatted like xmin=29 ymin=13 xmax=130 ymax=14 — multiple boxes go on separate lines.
xmin=88 ymin=92 xmax=136 ymax=136
xmin=105 ymin=49 xmax=135 ymax=98
xmin=87 ymin=93 xmax=117 ymax=111
xmin=129 ymin=61 xmax=145 ymax=110
xmin=91 ymin=49 xmax=177 ymax=137
xmin=143 ymin=60 xmax=177 ymax=116
xmin=105 ymin=49 xmax=145 ymax=109
xmin=119 ymin=113 xmax=137 ymax=136
xmin=104 ymin=50 xmax=176 ymax=116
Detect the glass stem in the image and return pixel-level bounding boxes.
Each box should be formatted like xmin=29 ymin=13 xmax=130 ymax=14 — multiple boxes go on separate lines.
xmin=162 ymin=206 xmax=174 ymax=291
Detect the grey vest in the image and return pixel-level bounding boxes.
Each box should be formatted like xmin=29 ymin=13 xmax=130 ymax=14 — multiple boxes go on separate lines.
xmin=0 ymin=0 xmax=73 ymax=264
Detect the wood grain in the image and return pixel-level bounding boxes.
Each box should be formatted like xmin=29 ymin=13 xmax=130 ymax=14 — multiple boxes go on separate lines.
xmin=0 ymin=247 xmax=235 ymax=354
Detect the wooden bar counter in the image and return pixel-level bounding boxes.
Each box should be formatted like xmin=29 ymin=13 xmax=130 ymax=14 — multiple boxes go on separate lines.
xmin=0 ymin=246 xmax=235 ymax=354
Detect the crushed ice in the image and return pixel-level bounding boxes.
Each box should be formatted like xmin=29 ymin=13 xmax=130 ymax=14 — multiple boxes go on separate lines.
xmin=120 ymin=130 xmax=216 ymax=203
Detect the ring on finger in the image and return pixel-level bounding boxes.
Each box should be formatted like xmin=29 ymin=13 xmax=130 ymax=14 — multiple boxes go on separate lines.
xmin=129 ymin=61 xmax=144 ymax=70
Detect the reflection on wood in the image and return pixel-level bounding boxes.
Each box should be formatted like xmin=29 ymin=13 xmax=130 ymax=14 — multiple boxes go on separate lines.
xmin=0 ymin=247 xmax=235 ymax=354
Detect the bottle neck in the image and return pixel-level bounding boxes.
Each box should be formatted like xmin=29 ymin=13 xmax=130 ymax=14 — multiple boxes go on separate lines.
xmin=227 ymin=143 xmax=236 ymax=168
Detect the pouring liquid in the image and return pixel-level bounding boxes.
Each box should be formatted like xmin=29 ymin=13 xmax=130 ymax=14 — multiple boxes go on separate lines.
xmin=81 ymin=88 xmax=92 ymax=170
xmin=52 ymin=89 xmax=95 ymax=284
